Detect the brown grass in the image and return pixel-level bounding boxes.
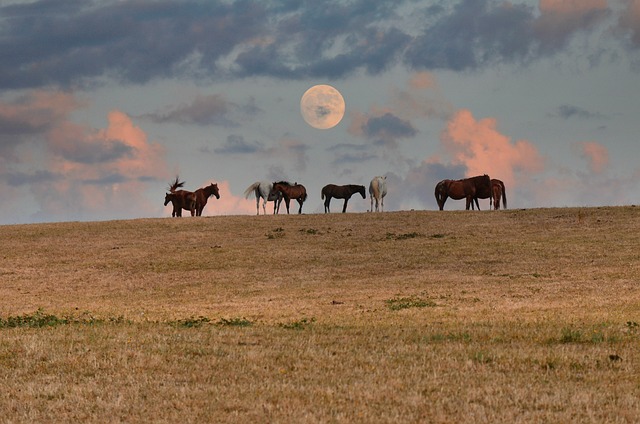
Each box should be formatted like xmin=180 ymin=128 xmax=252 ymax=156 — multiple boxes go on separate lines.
xmin=1 ymin=207 xmax=639 ymax=422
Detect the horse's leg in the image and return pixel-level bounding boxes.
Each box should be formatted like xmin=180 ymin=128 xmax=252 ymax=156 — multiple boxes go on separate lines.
xmin=324 ymin=196 xmax=331 ymax=213
xmin=381 ymin=196 xmax=384 ymax=212
xmin=342 ymin=198 xmax=348 ymax=213
xmin=297 ymin=198 xmax=303 ymax=214
xmin=474 ymin=197 xmax=480 ymax=211
xmin=284 ymin=198 xmax=290 ymax=214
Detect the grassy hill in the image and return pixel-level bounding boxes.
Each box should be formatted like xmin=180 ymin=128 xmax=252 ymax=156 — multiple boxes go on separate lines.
xmin=1 ymin=207 xmax=639 ymax=422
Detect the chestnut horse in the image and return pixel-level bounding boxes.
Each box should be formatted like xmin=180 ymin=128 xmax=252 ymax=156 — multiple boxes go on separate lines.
xmin=435 ymin=175 xmax=491 ymax=211
xmin=489 ymin=179 xmax=507 ymax=210
xmin=321 ymin=184 xmax=366 ymax=213
xmin=194 ymin=182 xmax=220 ymax=216
xmin=272 ymin=181 xmax=307 ymax=214
xmin=164 ymin=177 xmax=196 ymax=217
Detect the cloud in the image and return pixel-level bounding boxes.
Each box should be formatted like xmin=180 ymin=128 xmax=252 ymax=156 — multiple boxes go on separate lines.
xmin=187 ymin=180 xmax=255 ymax=216
xmin=573 ymin=141 xmax=610 ymax=173
xmin=142 ymin=95 xmax=261 ymax=127
xmin=0 ymin=90 xmax=169 ymax=222
xmin=617 ymin=0 xmax=640 ymax=48
xmin=553 ymin=104 xmax=606 ymax=120
xmin=534 ymin=0 xmax=610 ymax=53
xmin=440 ymin=109 xmax=544 ymax=188
xmin=213 ymin=134 xmax=266 ymax=154
xmin=362 ymin=113 xmax=417 ymax=144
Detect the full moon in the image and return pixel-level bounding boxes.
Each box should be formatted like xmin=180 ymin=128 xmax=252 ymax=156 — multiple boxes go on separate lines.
xmin=300 ymin=84 xmax=345 ymax=129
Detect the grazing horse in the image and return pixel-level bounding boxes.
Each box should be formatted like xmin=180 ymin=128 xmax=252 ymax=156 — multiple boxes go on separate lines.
xmin=489 ymin=179 xmax=507 ymax=210
xmin=321 ymin=184 xmax=366 ymax=213
xmin=194 ymin=182 xmax=220 ymax=216
xmin=164 ymin=177 xmax=196 ymax=217
xmin=272 ymin=181 xmax=307 ymax=214
xmin=369 ymin=176 xmax=387 ymax=212
xmin=435 ymin=175 xmax=491 ymax=211
xmin=243 ymin=181 xmax=283 ymax=215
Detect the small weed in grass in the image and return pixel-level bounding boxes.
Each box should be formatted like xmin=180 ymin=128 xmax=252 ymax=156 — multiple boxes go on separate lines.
xmin=560 ymin=327 xmax=583 ymax=343
xmin=300 ymin=228 xmax=318 ymax=235
xmin=279 ymin=317 xmax=315 ymax=330
xmin=430 ymin=233 xmax=446 ymax=239
xmin=217 ymin=317 xmax=253 ymax=327
xmin=386 ymin=295 xmax=435 ymax=311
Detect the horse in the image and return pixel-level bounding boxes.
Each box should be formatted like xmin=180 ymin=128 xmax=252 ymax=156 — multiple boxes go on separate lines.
xmin=369 ymin=176 xmax=387 ymax=212
xmin=164 ymin=177 xmax=196 ymax=217
xmin=321 ymin=184 xmax=366 ymax=213
xmin=489 ymin=179 xmax=507 ymax=210
xmin=435 ymin=174 xmax=491 ymax=211
xmin=194 ymin=182 xmax=220 ymax=216
xmin=243 ymin=181 xmax=283 ymax=215
xmin=271 ymin=181 xmax=307 ymax=214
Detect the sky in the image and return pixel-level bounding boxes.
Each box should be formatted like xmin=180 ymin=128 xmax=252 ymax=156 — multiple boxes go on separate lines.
xmin=1 ymin=0 xmax=639 ymax=224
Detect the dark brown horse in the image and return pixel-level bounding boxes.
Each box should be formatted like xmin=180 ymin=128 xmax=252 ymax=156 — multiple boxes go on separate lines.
xmin=272 ymin=181 xmax=307 ymax=214
xmin=164 ymin=177 xmax=196 ymax=217
xmin=489 ymin=179 xmax=507 ymax=210
xmin=194 ymin=182 xmax=220 ymax=216
xmin=435 ymin=174 xmax=491 ymax=210
xmin=321 ymin=184 xmax=366 ymax=213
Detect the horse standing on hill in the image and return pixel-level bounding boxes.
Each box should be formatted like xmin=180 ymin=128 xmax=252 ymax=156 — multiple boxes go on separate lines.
xmin=194 ymin=182 xmax=220 ymax=216
xmin=369 ymin=176 xmax=387 ymax=212
xmin=489 ymin=179 xmax=507 ymax=210
xmin=243 ymin=181 xmax=283 ymax=215
xmin=271 ymin=181 xmax=307 ymax=214
xmin=321 ymin=184 xmax=366 ymax=213
xmin=435 ymin=175 xmax=491 ymax=211
xmin=164 ymin=177 xmax=196 ymax=217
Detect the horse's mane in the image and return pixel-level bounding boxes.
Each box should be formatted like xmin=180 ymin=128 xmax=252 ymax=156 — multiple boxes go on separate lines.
xmin=168 ymin=176 xmax=186 ymax=192
xmin=273 ymin=180 xmax=291 ymax=186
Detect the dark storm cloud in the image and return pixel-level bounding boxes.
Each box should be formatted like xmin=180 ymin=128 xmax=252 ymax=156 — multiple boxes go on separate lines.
xmin=0 ymin=0 xmax=630 ymax=90
xmin=213 ymin=134 xmax=266 ymax=154
xmin=400 ymin=161 xmax=467 ymax=208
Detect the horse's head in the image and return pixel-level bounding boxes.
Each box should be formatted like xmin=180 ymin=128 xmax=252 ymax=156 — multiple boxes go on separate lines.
xmin=358 ymin=185 xmax=366 ymax=199
xmin=164 ymin=192 xmax=173 ymax=206
xmin=209 ymin=183 xmax=220 ymax=199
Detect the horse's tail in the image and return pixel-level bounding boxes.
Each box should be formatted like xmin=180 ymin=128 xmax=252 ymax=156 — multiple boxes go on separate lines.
xmin=169 ymin=176 xmax=185 ymax=192
xmin=501 ymin=181 xmax=507 ymax=209
xmin=243 ymin=182 xmax=260 ymax=199
xmin=321 ymin=187 xmax=325 ymax=200
xmin=302 ymin=190 xmax=308 ymax=202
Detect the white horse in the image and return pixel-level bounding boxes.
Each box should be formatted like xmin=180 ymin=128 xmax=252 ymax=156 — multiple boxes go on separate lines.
xmin=243 ymin=181 xmax=282 ymax=215
xmin=369 ymin=176 xmax=387 ymax=212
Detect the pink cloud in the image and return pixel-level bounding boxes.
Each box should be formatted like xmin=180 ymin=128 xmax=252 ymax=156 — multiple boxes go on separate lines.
xmin=440 ymin=109 xmax=544 ymax=188
xmin=535 ymin=0 xmax=610 ymax=49
xmin=196 ymin=180 xmax=256 ymax=216
xmin=573 ymin=141 xmax=610 ymax=174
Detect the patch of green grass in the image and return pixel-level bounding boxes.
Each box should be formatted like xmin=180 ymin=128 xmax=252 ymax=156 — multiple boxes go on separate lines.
xmin=386 ymin=232 xmax=424 ymax=241
xmin=217 ymin=317 xmax=253 ymax=327
xmin=279 ymin=317 xmax=315 ymax=330
xmin=386 ymin=295 xmax=436 ymax=311
xmin=0 ymin=309 xmax=68 ymax=328
xmin=559 ymin=327 xmax=583 ymax=343
xmin=170 ymin=316 xmax=211 ymax=328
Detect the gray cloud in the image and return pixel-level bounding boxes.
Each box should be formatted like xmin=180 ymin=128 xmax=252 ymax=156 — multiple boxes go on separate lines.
xmin=212 ymin=134 xmax=266 ymax=154
xmin=0 ymin=0 xmax=635 ymax=91
xmin=362 ymin=112 xmax=417 ymax=140
xmin=554 ymin=104 xmax=606 ymax=120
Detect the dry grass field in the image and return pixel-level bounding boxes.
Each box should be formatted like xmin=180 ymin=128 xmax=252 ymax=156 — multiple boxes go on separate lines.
xmin=1 ymin=207 xmax=639 ymax=422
